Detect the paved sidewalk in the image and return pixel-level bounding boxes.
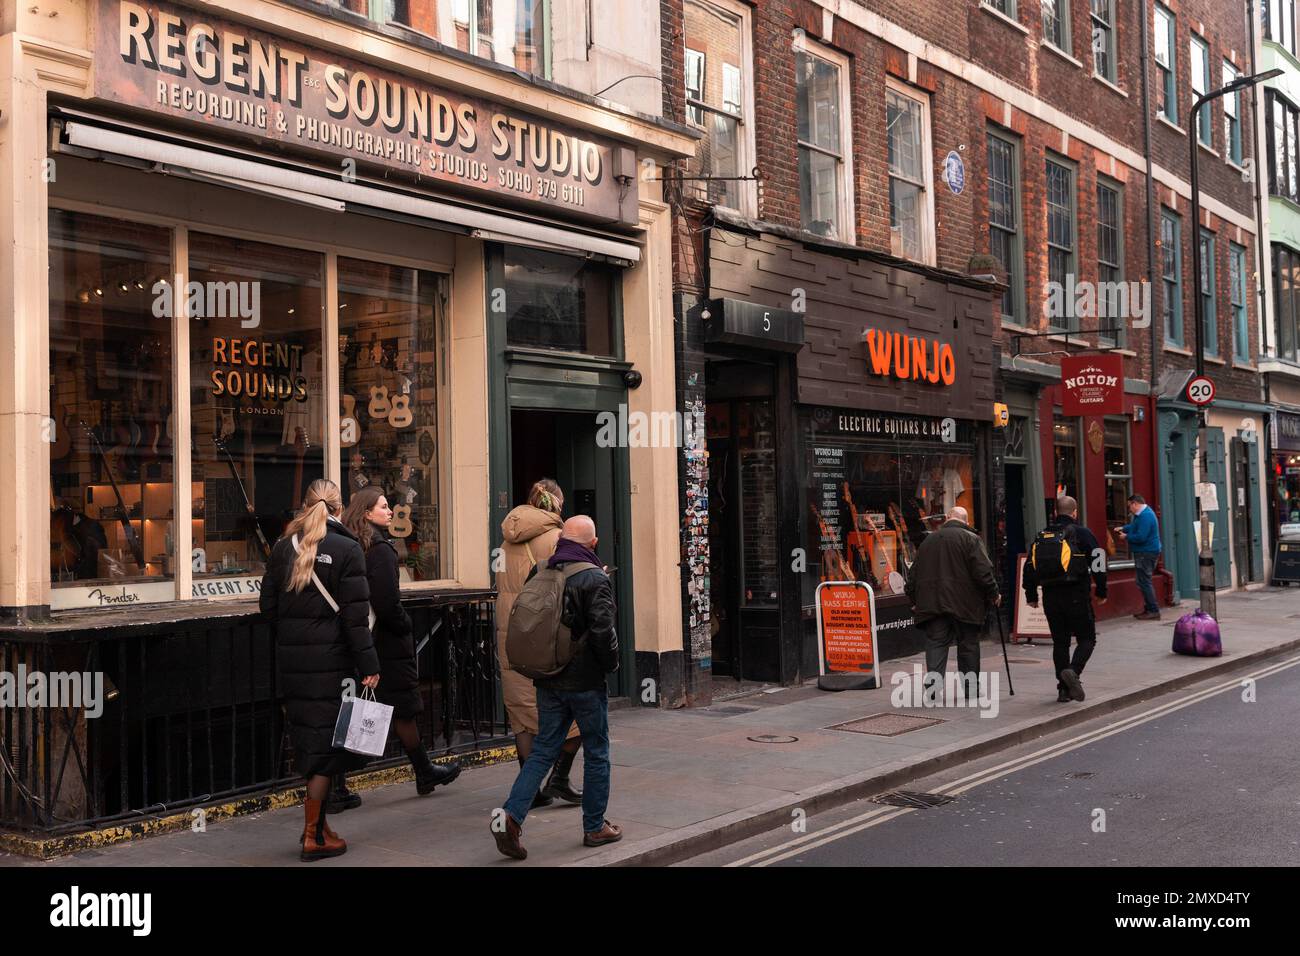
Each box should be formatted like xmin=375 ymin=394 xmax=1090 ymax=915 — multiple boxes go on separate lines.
xmin=7 ymin=587 xmax=1299 ymax=868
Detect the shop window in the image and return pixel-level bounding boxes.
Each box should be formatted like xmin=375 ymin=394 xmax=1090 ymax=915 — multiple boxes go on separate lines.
xmin=887 ymin=81 xmax=933 ymax=263
xmin=1042 ymin=0 xmax=1071 ymax=52
xmin=683 ymin=0 xmax=755 ymax=215
xmin=1005 ymin=415 xmax=1028 ymax=461
xmin=987 ymin=130 xmax=1024 ymax=324
xmin=1223 ymin=62 xmax=1243 ymax=167
xmin=1230 ymin=243 xmax=1249 ymax=361
xmin=48 ymin=211 xmax=175 ymax=586
xmin=1096 ymin=178 xmax=1124 ymax=346
xmin=1104 ymin=419 xmax=1132 ymax=562
xmin=796 ymin=37 xmax=853 ymax=243
xmin=1045 ymin=157 xmax=1076 ymax=332
xmin=338 ymin=259 xmax=448 ymax=581
xmin=1199 ymin=230 xmax=1218 ymax=357
xmin=803 ymin=419 xmax=980 ymax=600
xmin=503 ymin=247 xmax=616 ymax=355
xmin=1279 ymin=452 xmax=1300 ymax=526
xmin=1162 ymin=209 xmax=1183 ymax=346
xmin=1190 ymin=36 xmax=1211 ymax=147
xmin=189 ymin=234 xmax=325 ymax=582
xmin=1154 ymin=5 xmax=1176 ymax=124
xmin=1051 ymin=416 xmax=1082 ymax=519
xmin=1091 ymin=0 xmax=1116 ymax=83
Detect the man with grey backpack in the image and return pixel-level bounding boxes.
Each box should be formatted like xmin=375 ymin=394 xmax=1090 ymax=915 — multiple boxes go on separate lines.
xmin=492 ymin=514 xmax=621 ymax=860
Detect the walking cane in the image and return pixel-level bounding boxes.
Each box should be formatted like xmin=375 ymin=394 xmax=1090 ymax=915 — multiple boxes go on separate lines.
xmin=993 ymin=605 xmax=1015 ymax=697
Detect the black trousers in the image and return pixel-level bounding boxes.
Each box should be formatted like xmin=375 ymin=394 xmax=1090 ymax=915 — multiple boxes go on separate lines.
xmin=1042 ymin=588 xmax=1096 ymax=690
xmin=919 ymin=614 xmax=982 ymax=700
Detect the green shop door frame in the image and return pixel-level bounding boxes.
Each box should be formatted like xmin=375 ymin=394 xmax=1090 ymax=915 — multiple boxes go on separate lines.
xmin=485 ymin=246 xmax=636 ymax=699
xmin=1158 ymin=409 xmax=1199 ymax=599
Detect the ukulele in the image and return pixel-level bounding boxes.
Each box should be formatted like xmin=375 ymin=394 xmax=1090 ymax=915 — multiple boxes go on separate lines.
xmin=810 ymin=503 xmax=855 ymax=582
xmin=368 ymin=385 xmax=391 ymax=419
xmin=390 ymin=503 xmax=413 ymax=538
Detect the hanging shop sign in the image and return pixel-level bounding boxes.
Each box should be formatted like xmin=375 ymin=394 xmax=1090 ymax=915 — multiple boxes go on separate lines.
xmin=703 ymin=298 xmax=805 ymax=352
xmin=815 ymin=580 xmax=879 ymax=682
xmin=1273 ymin=411 xmax=1300 ymax=452
xmin=1060 ymin=354 xmax=1125 ymax=416
xmin=863 ymin=328 xmax=957 ymax=385
xmin=96 ymin=0 xmax=638 ymax=225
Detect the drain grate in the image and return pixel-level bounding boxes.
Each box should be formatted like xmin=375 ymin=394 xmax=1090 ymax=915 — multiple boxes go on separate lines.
xmin=694 ymin=705 xmax=760 ymax=717
xmin=747 ymin=734 xmax=799 ymax=744
xmin=1065 ymin=771 xmax=1097 ymax=779
xmin=827 ymin=713 xmax=946 ymax=736
xmin=871 ymin=790 xmax=955 ymax=809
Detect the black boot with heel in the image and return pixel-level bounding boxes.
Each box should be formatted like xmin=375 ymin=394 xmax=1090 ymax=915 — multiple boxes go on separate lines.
xmin=542 ymin=747 xmax=583 ymax=805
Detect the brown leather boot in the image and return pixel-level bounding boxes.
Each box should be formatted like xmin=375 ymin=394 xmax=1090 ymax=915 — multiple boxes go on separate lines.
xmin=300 ymin=798 xmax=347 ymax=862
xmin=491 ymin=813 xmax=527 ymax=860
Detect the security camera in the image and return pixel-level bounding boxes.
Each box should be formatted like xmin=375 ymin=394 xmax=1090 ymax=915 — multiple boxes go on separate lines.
xmin=624 ymin=370 xmax=643 ymax=389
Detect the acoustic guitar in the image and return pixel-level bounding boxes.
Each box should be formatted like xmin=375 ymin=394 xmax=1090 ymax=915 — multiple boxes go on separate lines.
xmin=809 ymin=503 xmax=855 ymax=583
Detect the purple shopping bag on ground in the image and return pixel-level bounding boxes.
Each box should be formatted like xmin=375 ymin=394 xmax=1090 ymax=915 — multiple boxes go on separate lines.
xmin=1172 ymin=609 xmax=1222 ymax=657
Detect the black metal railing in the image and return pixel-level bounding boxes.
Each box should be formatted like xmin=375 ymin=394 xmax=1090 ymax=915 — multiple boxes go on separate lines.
xmin=0 ymin=590 xmax=503 ymax=835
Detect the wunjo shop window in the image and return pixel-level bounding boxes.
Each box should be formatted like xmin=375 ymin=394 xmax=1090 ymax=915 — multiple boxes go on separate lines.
xmin=48 ymin=209 xmax=449 ymax=610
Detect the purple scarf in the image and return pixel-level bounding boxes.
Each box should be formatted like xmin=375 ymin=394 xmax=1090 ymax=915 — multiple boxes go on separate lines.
xmin=548 ymin=537 xmax=603 ymax=570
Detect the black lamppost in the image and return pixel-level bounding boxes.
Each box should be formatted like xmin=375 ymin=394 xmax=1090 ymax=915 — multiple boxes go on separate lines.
xmin=1188 ymin=68 xmax=1281 ymax=617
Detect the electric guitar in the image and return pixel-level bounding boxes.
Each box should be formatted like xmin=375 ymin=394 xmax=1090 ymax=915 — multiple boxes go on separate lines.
xmin=887 ymin=502 xmax=915 ymax=570
xmin=840 ymin=482 xmax=873 ymax=580
xmin=810 ymin=503 xmax=855 ymax=583
xmin=80 ymin=421 xmax=145 ymax=567
xmin=213 ymin=433 xmax=273 ymax=562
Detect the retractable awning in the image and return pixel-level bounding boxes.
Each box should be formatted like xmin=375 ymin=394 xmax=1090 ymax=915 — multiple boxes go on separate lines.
xmin=55 ymin=117 xmax=642 ymax=263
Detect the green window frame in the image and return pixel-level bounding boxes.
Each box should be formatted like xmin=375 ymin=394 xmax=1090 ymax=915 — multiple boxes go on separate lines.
xmin=1155 ymin=5 xmax=1177 ymax=124
xmin=1230 ymin=243 xmax=1249 ymax=361
xmin=1223 ymin=62 xmax=1243 ymax=166
xmin=1162 ymin=210 xmax=1183 ymax=346
xmin=1046 ymin=156 xmax=1077 ymax=333
xmin=1097 ymin=178 xmax=1124 ymax=347
xmin=1091 ymin=0 xmax=1117 ymax=83
xmin=1190 ymin=35 xmax=1211 ymax=146
xmin=1199 ymin=230 xmax=1217 ymax=356
xmin=1043 ymin=0 xmax=1071 ymax=52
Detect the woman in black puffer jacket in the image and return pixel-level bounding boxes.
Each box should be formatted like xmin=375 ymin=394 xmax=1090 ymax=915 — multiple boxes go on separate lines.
xmin=260 ymin=479 xmax=380 ymax=862
xmin=343 ymin=486 xmax=461 ymax=797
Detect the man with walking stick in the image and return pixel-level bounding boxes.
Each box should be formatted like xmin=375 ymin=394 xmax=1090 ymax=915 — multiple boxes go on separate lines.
xmin=904 ymin=506 xmax=1001 ymax=706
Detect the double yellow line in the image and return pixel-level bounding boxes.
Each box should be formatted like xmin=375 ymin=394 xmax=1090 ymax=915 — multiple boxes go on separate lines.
xmin=729 ymin=655 xmax=1300 ymax=867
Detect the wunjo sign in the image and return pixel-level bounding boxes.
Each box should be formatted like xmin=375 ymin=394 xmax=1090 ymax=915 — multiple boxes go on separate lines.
xmin=97 ymin=0 xmax=637 ymax=224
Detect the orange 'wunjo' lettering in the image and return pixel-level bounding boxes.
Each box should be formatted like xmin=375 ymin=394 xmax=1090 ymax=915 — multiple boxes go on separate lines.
xmin=865 ymin=328 xmax=893 ymax=375
xmin=863 ymin=327 xmax=956 ymax=386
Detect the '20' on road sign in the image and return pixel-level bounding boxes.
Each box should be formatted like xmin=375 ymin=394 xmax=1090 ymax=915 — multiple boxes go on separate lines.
xmin=1187 ymin=376 xmax=1216 ymax=406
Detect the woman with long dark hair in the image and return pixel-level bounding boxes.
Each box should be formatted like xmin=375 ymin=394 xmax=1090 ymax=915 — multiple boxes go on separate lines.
xmin=342 ymin=486 xmax=462 ymax=795
xmin=259 ymin=478 xmax=379 ymax=862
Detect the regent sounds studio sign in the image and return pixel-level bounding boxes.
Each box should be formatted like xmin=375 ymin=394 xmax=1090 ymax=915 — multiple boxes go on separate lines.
xmin=97 ymin=1 xmax=636 ymax=224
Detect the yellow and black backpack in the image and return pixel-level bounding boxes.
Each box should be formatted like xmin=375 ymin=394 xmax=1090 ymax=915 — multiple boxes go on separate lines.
xmin=1030 ymin=524 xmax=1086 ymax=585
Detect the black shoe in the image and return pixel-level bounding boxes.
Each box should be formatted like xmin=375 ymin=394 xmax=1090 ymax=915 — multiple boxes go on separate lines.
xmin=542 ymin=747 xmax=583 ymax=805
xmin=531 ymin=791 xmax=555 ymax=809
xmin=1060 ymin=668 xmax=1085 ymax=702
xmin=415 ymin=759 xmax=463 ymax=796
xmin=1057 ymin=688 xmax=1071 ymax=703
xmin=326 ymin=775 xmax=361 ymax=814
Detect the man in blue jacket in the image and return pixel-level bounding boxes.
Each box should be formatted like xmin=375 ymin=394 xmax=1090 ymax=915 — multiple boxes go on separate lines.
xmin=1116 ymin=494 xmax=1162 ymax=620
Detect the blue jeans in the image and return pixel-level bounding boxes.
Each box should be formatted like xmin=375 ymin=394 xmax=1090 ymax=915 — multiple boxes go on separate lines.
xmin=503 ymin=686 xmax=610 ymax=833
xmin=1134 ymin=553 xmax=1159 ymax=613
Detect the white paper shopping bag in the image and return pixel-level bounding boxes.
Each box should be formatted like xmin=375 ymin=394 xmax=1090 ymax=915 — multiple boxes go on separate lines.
xmin=332 ymin=688 xmax=393 ymax=757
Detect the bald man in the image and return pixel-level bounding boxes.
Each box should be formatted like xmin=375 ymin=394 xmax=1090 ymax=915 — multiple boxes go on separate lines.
xmin=1023 ymin=496 xmax=1107 ymax=703
xmin=494 ymin=515 xmax=621 ymax=860
xmin=905 ymin=506 xmax=1000 ymax=703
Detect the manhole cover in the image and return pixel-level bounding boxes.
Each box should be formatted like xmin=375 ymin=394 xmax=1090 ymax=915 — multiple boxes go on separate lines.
xmin=1065 ymin=771 xmax=1097 ymax=779
xmin=695 ymin=705 xmax=760 ymax=717
xmin=871 ymin=790 xmax=955 ymax=809
xmin=747 ymin=734 xmax=799 ymax=744
xmin=827 ymin=713 xmax=946 ymax=736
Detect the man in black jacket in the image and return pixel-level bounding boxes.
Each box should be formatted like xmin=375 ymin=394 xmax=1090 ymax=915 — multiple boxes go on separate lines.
xmin=493 ymin=515 xmax=620 ymax=860
xmin=905 ymin=506 xmax=1000 ymax=704
xmin=1023 ymin=496 xmax=1108 ymax=703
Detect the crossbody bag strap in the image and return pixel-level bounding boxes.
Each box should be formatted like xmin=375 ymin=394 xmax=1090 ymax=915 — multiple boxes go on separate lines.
xmin=292 ymin=534 xmax=339 ymax=613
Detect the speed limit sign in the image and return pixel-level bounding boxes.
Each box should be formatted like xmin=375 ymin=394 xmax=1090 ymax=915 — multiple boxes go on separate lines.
xmin=1186 ymin=376 xmax=1216 ymax=406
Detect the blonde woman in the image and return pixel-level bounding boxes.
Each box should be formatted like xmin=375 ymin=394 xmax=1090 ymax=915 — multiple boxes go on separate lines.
xmin=259 ymin=478 xmax=380 ymax=862
xmin=497 ymin=479 xmax=583 ymax=807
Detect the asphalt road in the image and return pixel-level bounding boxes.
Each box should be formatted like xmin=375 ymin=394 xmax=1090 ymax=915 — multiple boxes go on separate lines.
xmin=683 ymin=652 xmax=1300 ymax=867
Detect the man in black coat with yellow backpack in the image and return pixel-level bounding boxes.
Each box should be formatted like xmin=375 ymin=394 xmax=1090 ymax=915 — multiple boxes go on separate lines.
xmin=1023 ymin=495 xmax=1108 ymax=703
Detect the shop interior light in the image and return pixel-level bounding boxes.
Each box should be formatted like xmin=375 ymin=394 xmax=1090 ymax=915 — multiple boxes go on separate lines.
xmin=76 ymin=289 xmax=90 ymax=304
xmin=93 ymin=287 xmax=103 ymax=297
